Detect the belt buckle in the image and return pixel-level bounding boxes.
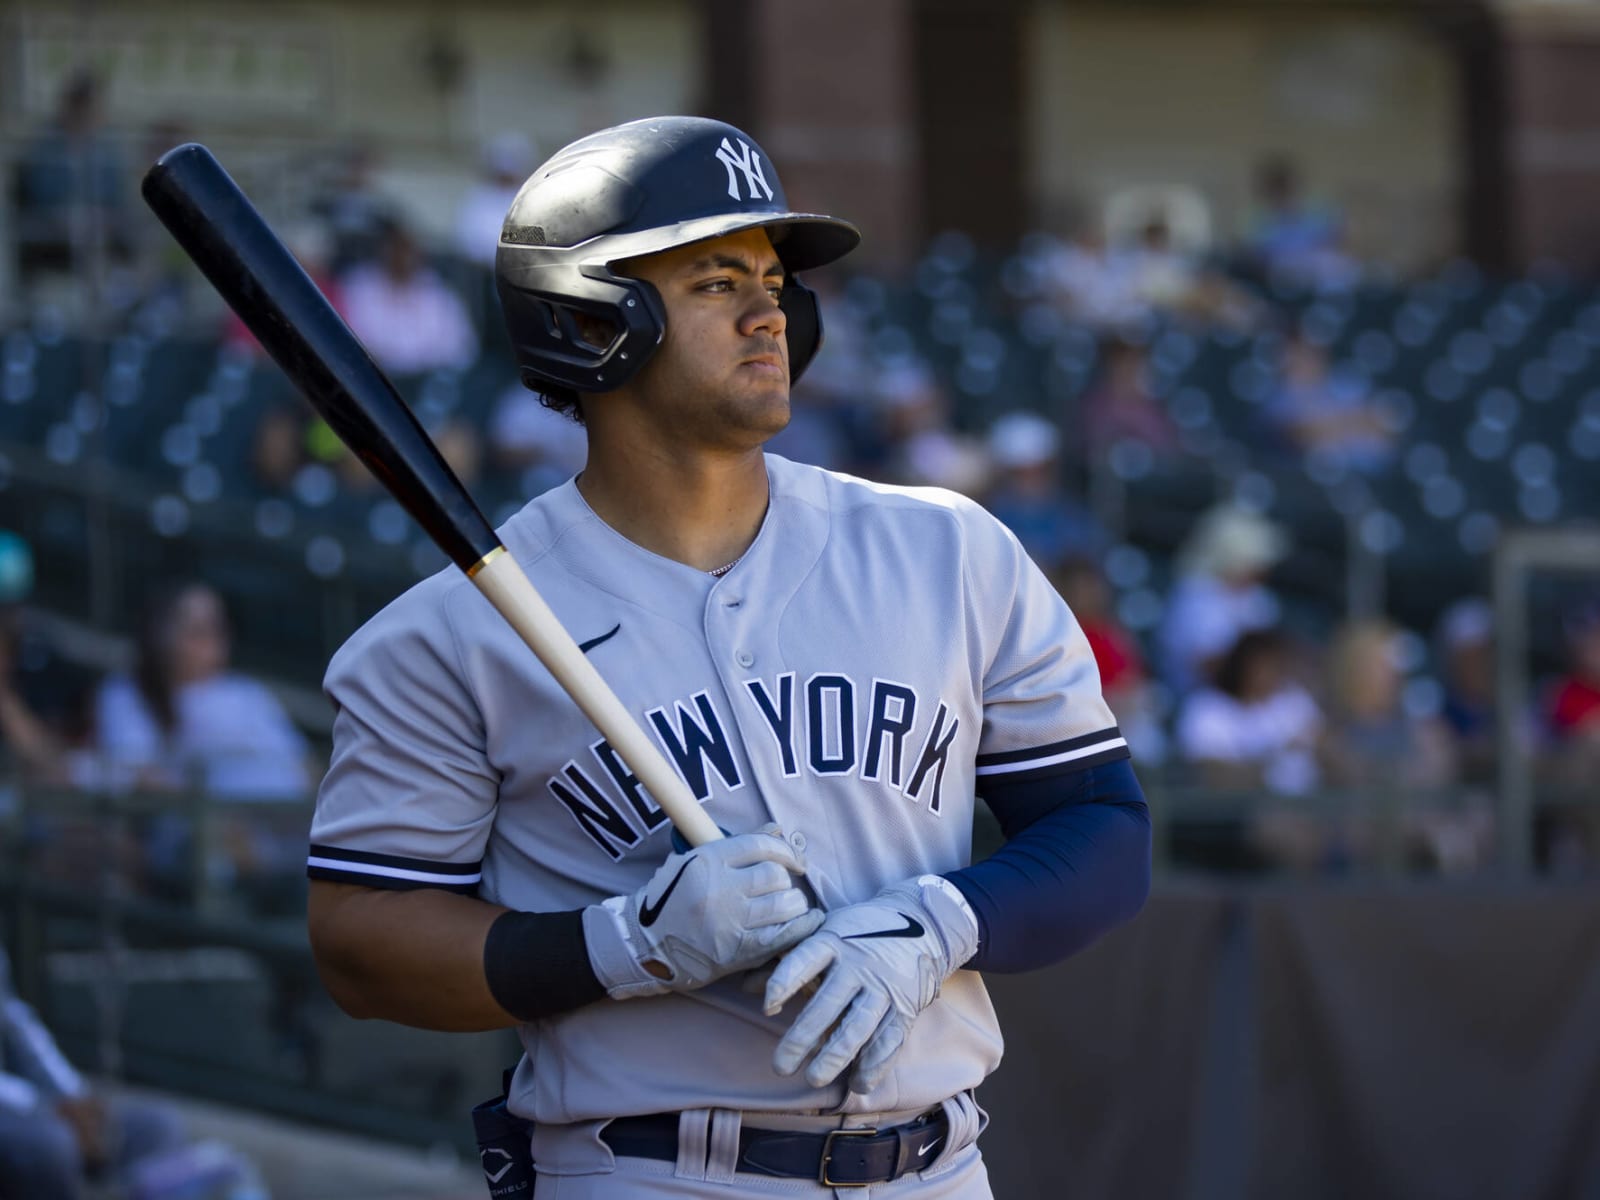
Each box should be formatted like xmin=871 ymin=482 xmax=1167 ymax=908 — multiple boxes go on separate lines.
xmin=819 ymin=1126 xmax=879 ymax=1188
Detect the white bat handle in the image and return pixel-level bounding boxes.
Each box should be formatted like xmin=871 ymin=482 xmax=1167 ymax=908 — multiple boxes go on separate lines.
xmin=470 ymin=548 xmax=723 ymax=848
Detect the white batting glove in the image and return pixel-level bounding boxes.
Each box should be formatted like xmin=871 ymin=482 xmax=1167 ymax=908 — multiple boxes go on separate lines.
xmin=584 ymin=825 xmax=824 ymax=1001
xmin=764 ymin=875 xmax=979 ymax=1093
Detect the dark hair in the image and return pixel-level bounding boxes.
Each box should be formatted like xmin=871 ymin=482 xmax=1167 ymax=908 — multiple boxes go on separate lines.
xmin=1212 ymin=629 xmax=1288 ymax=698
xmin=134 ymin=582 xmax=224 ymax=735
xmin=537 ymin=386 xmax=585 ymax=424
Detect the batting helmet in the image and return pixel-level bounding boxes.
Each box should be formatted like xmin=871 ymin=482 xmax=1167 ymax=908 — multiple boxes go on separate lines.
xmin=495 ymin=116 xmax=861 ymax=399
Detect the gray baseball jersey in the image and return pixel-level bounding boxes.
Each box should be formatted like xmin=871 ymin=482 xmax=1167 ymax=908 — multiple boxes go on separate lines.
xmin=308 ymin=453 xmax=1124 ymax=1124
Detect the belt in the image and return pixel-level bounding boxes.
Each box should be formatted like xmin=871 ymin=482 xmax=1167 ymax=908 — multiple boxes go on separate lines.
xmin=601 ymin=1108 xmax=951 ymax=1188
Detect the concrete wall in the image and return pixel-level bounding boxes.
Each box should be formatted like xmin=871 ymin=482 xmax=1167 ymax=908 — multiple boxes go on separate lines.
xmin=1026 ymin=7 xmax=1463 ymax=271
xmin=1 ymin=0 xmax=700 ymax=239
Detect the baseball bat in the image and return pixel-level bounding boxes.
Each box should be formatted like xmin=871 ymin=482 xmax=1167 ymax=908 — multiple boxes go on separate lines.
xmin=141 ymin=142 xmax=721 ymax=848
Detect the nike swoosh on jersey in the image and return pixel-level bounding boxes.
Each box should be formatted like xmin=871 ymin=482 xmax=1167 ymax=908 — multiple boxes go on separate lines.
xmin=638 ymin=860 xmax=693 ymax=927
xmin=578 ymin=623 xmax=622 ymax=654
xmin=841 ymin=913 xmax=925 ymax=940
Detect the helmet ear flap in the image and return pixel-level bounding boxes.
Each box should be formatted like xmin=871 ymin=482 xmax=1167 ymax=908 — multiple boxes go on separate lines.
xmin=496 ymin=264 xmax=666 ymax=394
xmin=780 ymin=276 xmax=824 ymax=385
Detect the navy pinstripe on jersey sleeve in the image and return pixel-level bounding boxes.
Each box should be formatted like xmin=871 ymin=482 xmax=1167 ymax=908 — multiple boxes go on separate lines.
xmin=306 ymin=844 xmax=482 ymax=894
xmin=974 ymin=725 xmax=1130 ymax=783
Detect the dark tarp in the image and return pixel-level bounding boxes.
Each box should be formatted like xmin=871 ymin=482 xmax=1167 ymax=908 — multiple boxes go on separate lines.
xmin=975 ymin=884 xmax=1600 ymax=1200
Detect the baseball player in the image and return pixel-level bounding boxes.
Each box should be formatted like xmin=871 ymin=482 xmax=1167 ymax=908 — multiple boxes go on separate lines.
xmin=306 ymin=116 xmax=1150 ymax=1197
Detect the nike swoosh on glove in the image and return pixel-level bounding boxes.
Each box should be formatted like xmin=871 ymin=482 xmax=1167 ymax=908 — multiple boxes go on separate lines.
xmin=585 ymin=824 xmax=825 ymax=1001
xmin=764 ymin=875 xmax=979 ymax=1093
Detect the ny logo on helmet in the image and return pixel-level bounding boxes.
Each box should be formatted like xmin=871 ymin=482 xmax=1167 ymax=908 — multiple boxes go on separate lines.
xmin=715 ymin=137 xmax=774 ymax=203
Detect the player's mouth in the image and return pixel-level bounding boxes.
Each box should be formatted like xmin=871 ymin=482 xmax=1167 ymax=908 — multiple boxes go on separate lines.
xmin=741 ymin=355 xmax=786 ymax=376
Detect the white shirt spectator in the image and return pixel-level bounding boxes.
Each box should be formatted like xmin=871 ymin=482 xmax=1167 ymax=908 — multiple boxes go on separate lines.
xmin=455 ymin=183 xmax=520 ymax=267
xmin=340 ymin=264 xmax=478 ymax=375
xmin=81 ymin=674 xmax=309 ymax=800
xmin=1161 ymin=573 xmax=1281 ymax=694
xmin=1044 ymin=237 xmax=1148 ymax=332
xmin=1178 ymin=683 xmax=1322 ymax=795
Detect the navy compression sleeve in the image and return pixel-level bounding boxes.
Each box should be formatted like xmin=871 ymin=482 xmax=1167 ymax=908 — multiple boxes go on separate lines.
xmin=946 ymin=758 xmax=1151 ymax=973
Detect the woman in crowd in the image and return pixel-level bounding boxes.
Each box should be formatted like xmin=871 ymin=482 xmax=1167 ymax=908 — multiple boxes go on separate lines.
xmin=74 ymin=583 xmax=313 ymax=899
xmin=1175 ymin=628 xmax=1325 ymax=870
xmin=81 ymin=583 xmax=309 ymax=799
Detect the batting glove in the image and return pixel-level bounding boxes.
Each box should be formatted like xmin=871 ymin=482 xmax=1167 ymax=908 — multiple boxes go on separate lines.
xmin=765 ymin=874 xmax=980 ymax=1093
xmin=584 ymin=824 xmax=824 ymax=1001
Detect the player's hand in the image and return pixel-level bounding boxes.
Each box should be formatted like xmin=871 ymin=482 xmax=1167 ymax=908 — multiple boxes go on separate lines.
xmin=764 ymin=875 xmax=979 ymax=1094
xmin=586 ymin=824 xmax=824 ymax=1000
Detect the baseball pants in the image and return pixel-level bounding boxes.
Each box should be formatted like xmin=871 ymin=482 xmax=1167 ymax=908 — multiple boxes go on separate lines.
xmin=530 ymin=1093 xmax=992 ymax=1200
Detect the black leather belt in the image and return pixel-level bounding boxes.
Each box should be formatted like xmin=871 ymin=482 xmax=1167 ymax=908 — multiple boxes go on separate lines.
xmin=601 ymin=1108 xmax=950 ymax=1188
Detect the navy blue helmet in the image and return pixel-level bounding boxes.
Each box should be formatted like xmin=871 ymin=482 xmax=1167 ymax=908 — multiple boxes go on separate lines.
xmin=495 ymin=116 xmax=861 ymax=397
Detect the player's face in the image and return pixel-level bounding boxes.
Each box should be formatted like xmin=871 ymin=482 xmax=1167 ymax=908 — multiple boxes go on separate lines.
xmin=619 ymin=228 xmax=790 ymax=448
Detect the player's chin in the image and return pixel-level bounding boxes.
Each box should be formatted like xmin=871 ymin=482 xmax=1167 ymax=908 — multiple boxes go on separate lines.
xmin=727 ymin=375 xmax=791 ymax=429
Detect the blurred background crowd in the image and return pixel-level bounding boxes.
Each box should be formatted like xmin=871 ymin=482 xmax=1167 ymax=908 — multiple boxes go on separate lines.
xmin=3 ymin=1 xmax=1600 ymax=1195
xmin=6 ymin=67 xmax=1600 ymax=886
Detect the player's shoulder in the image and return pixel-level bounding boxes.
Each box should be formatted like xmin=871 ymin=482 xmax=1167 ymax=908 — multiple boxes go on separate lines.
xmin=327 ymin=481 xmax=584 ymax=677
xmin=767 ymin=454 xmax=1005 ymax=536
xmin=326 ymin=560 xmax=477 ymax=680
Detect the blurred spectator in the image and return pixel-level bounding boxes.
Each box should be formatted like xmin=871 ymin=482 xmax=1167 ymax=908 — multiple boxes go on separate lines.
xmin=250 ymin=406 xmax=308 ymax=496
xmin=982 ymin=412 xmax=1104 ymax=566
xmin=1243 ymin=155 xmax=1359 ymax=293
xmin=454 ymin=132 xmax=536 ymax=267
xmin=1265 ymin=331 xmax=1394 ymax=474
xmin=1177 ymin=629 xmax=1322 ymax=796
xmin=223 ymin=223 xmax=343 ymax=357
xmin=1177 ymin=629 xmax=1332 ymax=873
xmin=13 ymin=72 xmax=131 ymax=287
xmin=432 ymin=417 xmax=485 ymax=491
xmin=873 ymin=359 xmax=990 ymax=494
xmin=1041 ymin=220 xmax=1147 ymax=335
xmin=0 ymin=533 xmax=104 ymax=792
xmin=1320 ymin=620 xmax=1458 ymax=792
xmin=74 ymin=583 xmax=310 ymax=799
xmin=0 ymin=533 xmax=72 ymax=783
xmin=1126 ymin=217 xmax=1261 ymax=332
xmin=1321 ymin=620 xmax=1485 ymax=871
xmin=1437 ymin=599 xmax=1497 ymax=785
xmin=1052 ymin=556 xmax=1166 ymax=765
xmin=1539 ymin=596 xmax=1600 ymax=870
xmin=0 ymin=942 xmax=188 ymax=1199
xmin=310 ymin=139 xmax=400 ymax=273
xmin=1159 ymin=504 xmax=1286 ymax=695
xmin=489 ymin=383 xmax=589 ymax=490
xmin=340 ymin=219 xmax=479 ymax=375
xmin=1080 ymin=338 xmax=1180 ymax=460
xmin=1543 ymin=596 xmax=1600 ymax=744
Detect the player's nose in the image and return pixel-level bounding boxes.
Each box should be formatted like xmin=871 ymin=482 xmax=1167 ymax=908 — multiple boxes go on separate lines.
xmin=739 ymin=285 xmax=788 ymax=340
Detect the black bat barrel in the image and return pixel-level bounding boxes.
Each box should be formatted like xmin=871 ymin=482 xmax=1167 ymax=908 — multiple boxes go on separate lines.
xmin=141 ymin=143 xmax=501 ymax=574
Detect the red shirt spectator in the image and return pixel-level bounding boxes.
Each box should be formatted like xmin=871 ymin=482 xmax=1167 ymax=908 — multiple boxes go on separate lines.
xmin=1546 ymin=598 xmax=1600 ymax=739
xmin=1081 ymin=620 xmax=1143 ymax=693
xmin=1549 ymin=677 xmax=1600 ymax=735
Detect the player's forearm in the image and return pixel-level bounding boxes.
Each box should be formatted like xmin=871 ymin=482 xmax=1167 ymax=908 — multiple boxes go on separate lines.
xmin=307 ymin=881 xmax=524 ymax=1030
xmin=951 ymin=758 xmax=1151 ymax=973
